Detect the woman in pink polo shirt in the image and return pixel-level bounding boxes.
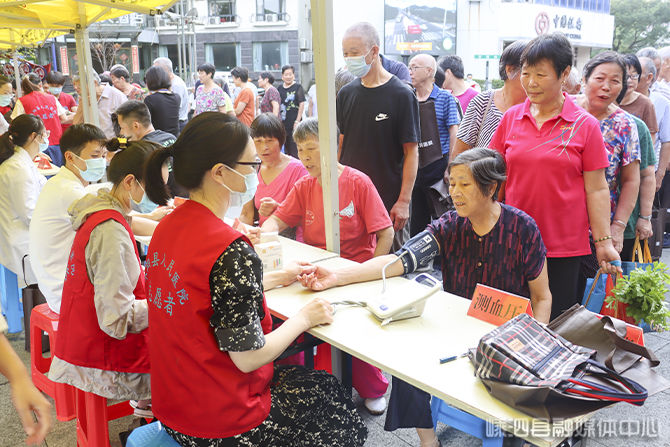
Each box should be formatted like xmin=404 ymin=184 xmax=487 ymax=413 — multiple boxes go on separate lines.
xmin=239 ymin=113 xmax=307 ymax=239
xmin=261 ymin=118 xmax=394 ymax=415
xmin=489 ymin=32 xmax=621 ymax=321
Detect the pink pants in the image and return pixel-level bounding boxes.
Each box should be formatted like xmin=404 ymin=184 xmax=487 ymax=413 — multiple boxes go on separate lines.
xmin=315 ymin=344 xmax=389 ymax=399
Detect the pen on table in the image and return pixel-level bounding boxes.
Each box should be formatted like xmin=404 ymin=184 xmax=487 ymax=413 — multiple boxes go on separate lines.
xmin=439 ymin=352 xmax=468 ymax=364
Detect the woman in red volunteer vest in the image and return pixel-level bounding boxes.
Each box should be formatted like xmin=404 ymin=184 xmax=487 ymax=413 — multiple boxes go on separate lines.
xmin=49 ymin=138 xmax=164 ymax=417
xmin=11 ymin=73 xmax=70 ymax=167
xmin=143 ymin=112 xmax=367 ymax=446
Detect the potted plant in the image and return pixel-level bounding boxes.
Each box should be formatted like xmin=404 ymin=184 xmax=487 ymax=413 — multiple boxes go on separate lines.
xmin=606 ymin=262 xmax=670 ymax=331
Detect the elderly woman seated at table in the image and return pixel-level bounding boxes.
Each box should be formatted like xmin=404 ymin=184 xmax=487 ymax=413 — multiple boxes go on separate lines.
xmin=260 ymin=117 xmax=395 ymax=414
xmin=299 ymin=147 xmax=552 ymax=447
xmin=239 ymin=113 xmax=308 ymax=238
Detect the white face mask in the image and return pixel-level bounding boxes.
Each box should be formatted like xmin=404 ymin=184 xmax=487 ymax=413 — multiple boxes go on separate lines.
xmin=219 ymin=165 xmax=259 ymax=208
xmin=345 ymin=48 xmax=373 ymax=78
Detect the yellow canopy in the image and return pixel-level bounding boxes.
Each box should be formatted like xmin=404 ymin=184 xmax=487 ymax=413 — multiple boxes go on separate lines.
xmin=0 ymin=0 xmax=177 ymax=124
xmin=0 ymin=0 xmax=177 ymax=38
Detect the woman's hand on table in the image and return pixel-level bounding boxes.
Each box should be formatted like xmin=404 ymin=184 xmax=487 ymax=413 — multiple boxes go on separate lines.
xmin=298 ymin=298 xmax=334 ymax=328
xmin=258 ymin=197 xmax=279 ymax=217
xmin=595 ymin=240 xmax=622 ymax=275
xmin=11 ymin=376 xmax=52 ymax=445
xmin=147 ymin=205 xmax=175 ymax=221
xmin=298 ymin=265 xmax=338 ymax=291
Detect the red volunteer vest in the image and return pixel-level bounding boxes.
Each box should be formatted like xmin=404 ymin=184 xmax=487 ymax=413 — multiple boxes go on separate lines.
xmin=55 ymin=209 xmax=150 ymax=373
xmin=19 ymin=91 xmax=63 ymax=145
xmin=147 ymin=200 xmax=273 ymax=439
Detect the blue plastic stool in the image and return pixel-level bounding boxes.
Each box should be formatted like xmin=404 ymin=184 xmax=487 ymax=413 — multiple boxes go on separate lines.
xmin=1 ymin=265 xmax=23 ymax=333
xmin=431 ymin=397 xmax=504 ymax=446
xmin=126 ymin=422 xmax=180 ymax=447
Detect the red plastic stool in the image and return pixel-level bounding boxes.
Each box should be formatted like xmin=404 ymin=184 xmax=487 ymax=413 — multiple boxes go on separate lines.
xmin=75 ymin=389 xmax=133 ymax=447
xmin=30 ymin=303 xmax=76 ymax=421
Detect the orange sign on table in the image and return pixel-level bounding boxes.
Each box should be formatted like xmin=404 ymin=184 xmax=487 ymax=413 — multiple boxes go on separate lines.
xmin=467 ymin=283 xmax=533 ymax=326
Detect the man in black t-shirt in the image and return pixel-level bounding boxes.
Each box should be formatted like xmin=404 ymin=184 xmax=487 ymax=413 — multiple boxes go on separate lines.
xmin=277 ymin=65 xmax=306 ymax=157
xmin=337 ymin=22 xmax=420 ymax=250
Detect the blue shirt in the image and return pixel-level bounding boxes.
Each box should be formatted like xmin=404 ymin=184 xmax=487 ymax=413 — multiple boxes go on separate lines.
xmin=380 ymin=54 xmax=411 ymax=83
xmin=428 ymin=84 xmax=461 ymax=155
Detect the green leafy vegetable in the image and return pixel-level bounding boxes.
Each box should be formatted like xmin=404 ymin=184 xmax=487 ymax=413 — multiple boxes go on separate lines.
xmin=605 ymin=262 xmax=670 ymax=330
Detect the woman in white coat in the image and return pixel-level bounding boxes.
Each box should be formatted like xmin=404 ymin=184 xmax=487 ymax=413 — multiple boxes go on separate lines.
xmin=0 ymin=114 xmax=48 ymax=288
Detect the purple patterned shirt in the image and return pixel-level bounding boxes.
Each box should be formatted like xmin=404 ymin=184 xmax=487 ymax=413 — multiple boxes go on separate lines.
xmin=599 ymin=108 xmax=640 ymax=217
xmin=426 ymin=204 xmax=547 ymax=300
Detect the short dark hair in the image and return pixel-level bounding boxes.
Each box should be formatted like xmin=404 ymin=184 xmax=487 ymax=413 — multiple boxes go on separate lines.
xmin=281 ymin=65 xmax=295 ymax=75
xmin=499 ymin=40 xmax=526 ymax=80
xmin=231 ymin=66 xmax=249 ymax=83
xmin=144 ymin=65 xmax=171 ymax=91
xmin=260 ymin=71 xmax=275 ymax=84
xmin=144 ymin=112 xmax=250 ymax=205
xmin=59 ymin=124 xmax=107 ymax=158
xmin=250 ymin=113 xmax=286 ymax=145
xmin=46 ymin=71 xmax=66 ymax=86
xmin=434 ymin=66 xmax=445 ymax=88
xmin=583 ymin=51 xmax=628 ymax=104
xmin=448 ymin=148 xmax=507 ymax=201
xmin=521 ymin=32 xmax=573 ymax=78
xmin=115 ymin=100 xmax=152 ymax=127
xmin=106 ymin=138 xmax=160 ymax=185
xmin=437 ymin=55 xmax=464 ymax=79
xmin=197 ymin=63 xmax=216 ymax=78
xmin=623 ymin=53 xmax=642 ymax=77
xmin=110 ymin=66 xmax=131 ymax=82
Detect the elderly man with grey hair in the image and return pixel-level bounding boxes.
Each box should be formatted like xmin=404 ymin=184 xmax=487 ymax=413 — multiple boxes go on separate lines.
xmin=408 ymin=53 xmax=460 ymax=236
xmin=153 ymin=57 xmax=189 ymax=131
xmin=72 ymin=71 xmax=127 ymax=139
xmin=562 ymin=66 xmax=582 ymax=95
xmin=636 ymin=56 xmax=670 ymax=190
xmin=337 ymin=21 xmax=419 ymax=251
xmin=638 ymin=47 xmax=670 ymax=102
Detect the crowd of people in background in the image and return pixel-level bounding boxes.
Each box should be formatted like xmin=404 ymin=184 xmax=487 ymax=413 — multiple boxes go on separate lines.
xmin=2 ymin=19 xmax=670 ymax=447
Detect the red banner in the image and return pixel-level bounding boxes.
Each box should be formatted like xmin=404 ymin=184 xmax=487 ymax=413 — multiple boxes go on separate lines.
xmin=60 ymin=47 xmax=69 ymax=75
xmin=131 ymin=45 xmax=139 ymax=74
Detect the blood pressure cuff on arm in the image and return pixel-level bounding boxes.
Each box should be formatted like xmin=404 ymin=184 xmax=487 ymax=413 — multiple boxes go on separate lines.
xmin=394 ymin=230 xmax=440 ymax=274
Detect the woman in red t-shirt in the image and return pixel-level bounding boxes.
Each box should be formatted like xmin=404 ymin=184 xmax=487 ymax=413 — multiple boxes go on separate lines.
xmin=261 ymin=118 xmax=394 ymax=415
xmin=489 ymin=32 xmax=621 ymax=321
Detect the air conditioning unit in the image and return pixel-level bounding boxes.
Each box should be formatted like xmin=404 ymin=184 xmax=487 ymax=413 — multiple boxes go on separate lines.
xmin=299 ymin=38 xmax=309 ymax=50
xmin=208 ymin=16 xmax=220 ymax=25
xmin=265 ymin=13 xmax=278 ymax=22
xmin=300 ymin=51 xmax=313 ymax=63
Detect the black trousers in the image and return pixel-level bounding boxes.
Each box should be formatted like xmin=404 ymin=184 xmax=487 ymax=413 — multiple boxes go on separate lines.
xmin=547 ymin=256 xmax=583 ymax=321
xmin=410 ymin=156 xmax=449 ymax=237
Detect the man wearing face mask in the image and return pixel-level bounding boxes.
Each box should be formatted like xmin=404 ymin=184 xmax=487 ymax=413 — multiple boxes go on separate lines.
xmin=337 ymin=22 xmax=420 ymax=250
xmin=46 ymin=71 xmax=78 ymax=135
xmin=29 ymin=124 xmax=109 ymax=313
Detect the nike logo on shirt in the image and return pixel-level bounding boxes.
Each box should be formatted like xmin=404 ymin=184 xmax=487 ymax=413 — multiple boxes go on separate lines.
xmin=375 ymin=113 xmax=389 ymax=121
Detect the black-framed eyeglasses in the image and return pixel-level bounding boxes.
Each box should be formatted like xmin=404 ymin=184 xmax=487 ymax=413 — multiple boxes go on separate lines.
xmin=237 ymin=159 xmax=262 ymax=173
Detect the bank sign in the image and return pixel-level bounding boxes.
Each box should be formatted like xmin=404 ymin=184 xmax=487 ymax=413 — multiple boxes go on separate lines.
xmin=499 ymin=3 xmax=614 ymax=48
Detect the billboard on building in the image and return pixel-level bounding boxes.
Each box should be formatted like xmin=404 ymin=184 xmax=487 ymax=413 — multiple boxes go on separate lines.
xmin=384 ymin=0 xmax=457 ymax=56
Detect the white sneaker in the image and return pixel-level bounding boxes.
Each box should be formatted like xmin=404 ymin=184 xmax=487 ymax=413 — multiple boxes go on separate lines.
xmin=364 ymin=397 xmax=387 ymax=415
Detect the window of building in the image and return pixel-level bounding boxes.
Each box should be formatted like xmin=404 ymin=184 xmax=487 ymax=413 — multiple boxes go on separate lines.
xmin=208 ymin=0 xmax=236 ymax=21
xmin=205 ymin=43 xmax=239 ymax=71
xmin=159 ymin=45 xmax=191 ymax=73
xmin=252 ymin=41 xmax=288 ymax=72
xmin=255 ymin=0 xmax=287 ymax=21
